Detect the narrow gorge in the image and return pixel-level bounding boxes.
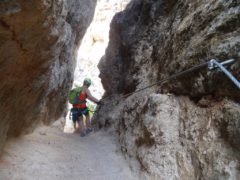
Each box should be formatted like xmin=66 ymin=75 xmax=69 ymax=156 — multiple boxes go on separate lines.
xmin=0 ymin=0 xmax=240 ymax=180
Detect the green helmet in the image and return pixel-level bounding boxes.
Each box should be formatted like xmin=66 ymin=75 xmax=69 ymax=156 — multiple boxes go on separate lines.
xmin=83 ymin=78 xmax=91 ymax=86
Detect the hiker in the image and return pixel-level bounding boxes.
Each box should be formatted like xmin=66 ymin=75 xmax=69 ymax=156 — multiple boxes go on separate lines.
xmin=72 ymin=78 xmax=101 ymax=137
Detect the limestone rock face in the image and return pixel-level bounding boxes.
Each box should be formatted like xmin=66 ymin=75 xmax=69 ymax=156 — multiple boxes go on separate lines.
xmin=73 ymin=0 xmax=130 ymax=98
xmin=116 ymin=94 xmax=240 ymax=179
xmin=96 ymin=0 xmax=240 ymax=179
xmin=0 ymin=0 xmax=96 ymax=154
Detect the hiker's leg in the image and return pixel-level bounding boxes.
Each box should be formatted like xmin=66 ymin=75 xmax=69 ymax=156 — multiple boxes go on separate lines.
xmin=78 ymin=115 xmax=84 ymax=133
xmin=71 ymin=108 xmax=78 ymax=132
xmin=79 ymin=115 xmax=87 ymax=137
xmin=85 ymin=113 xmax=93 ymax=134
xmin=85 ymin=113 xmax=91 ymax=129
xmin=82 ymin=108 xmax=91 ymax=129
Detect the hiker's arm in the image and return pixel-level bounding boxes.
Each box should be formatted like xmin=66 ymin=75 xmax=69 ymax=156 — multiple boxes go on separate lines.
xmin=86 ymin=89 xmax=99 ymax=104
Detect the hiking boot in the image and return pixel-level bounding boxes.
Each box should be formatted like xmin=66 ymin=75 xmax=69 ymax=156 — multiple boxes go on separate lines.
xmin=80 ymin=132 xmax=86 ymax=137
xmin=86 ymin=128 xmax=93 ymax=134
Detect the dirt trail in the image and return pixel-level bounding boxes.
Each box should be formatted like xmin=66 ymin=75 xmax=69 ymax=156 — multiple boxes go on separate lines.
xmin=0 ymin=121 xmax=137 ymax=180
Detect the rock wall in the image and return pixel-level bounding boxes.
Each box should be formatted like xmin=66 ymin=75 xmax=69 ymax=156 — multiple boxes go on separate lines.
xmin=64 ymin=0 xmax=131 ymax=132
xmin=0 ymin=0 xmax=97 ymax=154
xmin=96 ymin=0 xmax=240 ymax=179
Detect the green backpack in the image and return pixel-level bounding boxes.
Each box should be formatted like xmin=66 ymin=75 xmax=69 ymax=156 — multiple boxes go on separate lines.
xmin=69 ymin=86 xmax=83 ymax=104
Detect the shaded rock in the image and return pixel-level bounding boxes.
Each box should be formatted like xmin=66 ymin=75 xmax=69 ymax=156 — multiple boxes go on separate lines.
xmin=220 ymin=104 xmax=240 ymax=149
xmin=99 ymin=0 xmax=240 ymax=100
xmin=96 ymin=0 xmax=240 ymax=179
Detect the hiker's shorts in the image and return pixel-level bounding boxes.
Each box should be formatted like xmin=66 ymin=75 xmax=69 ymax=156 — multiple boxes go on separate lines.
xmin=80 ymin=108 xmax=89 ymax=116
xmin=71 ymin=108 xmax=82 ymax=123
